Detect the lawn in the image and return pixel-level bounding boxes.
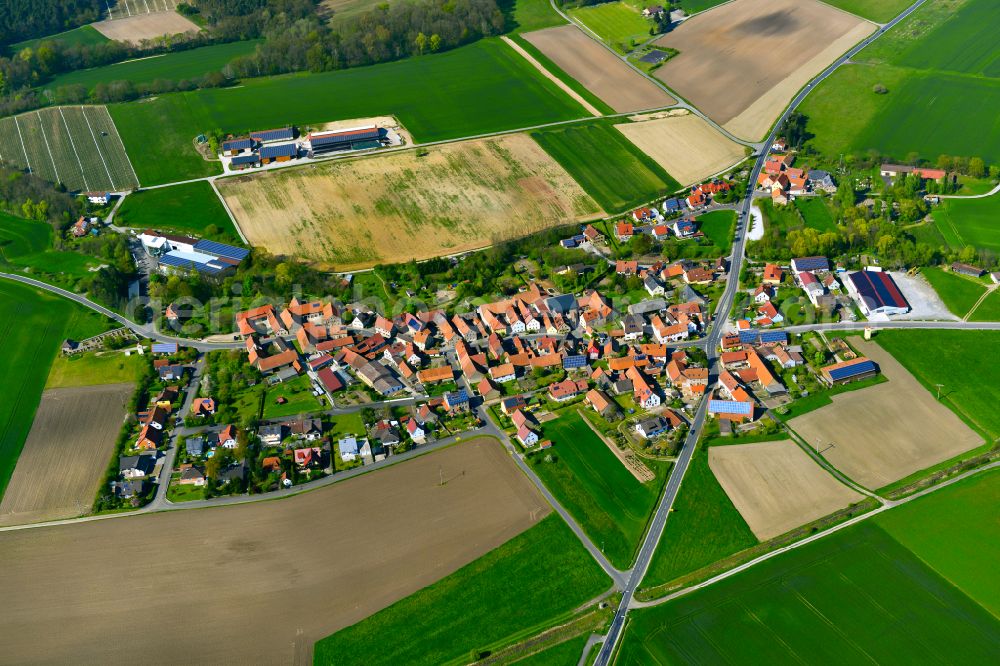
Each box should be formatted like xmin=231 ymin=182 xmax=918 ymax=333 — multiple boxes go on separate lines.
xmin=697 ymin=209 xmax=736 ymax=254
xmin=44 ymin=41 xmax=262 ymax=94
xmin=326 ymin=412 xmax=366 ymax=440
xmin=568 ymin=2 xmax=654 ymax=54
xmin=969 ymin=288 xmax=1000 ymax=322
xmin=45 ymin=352 xmax=144 ymax=389
xmin=0 ymin=280 xmax=114 ymax=500
xmin=620 ymin=519 xmax=1000 ymax=664
xmin=530 ymin=120 xmax=680 ymax=213
xmin=0 ymin=213 xmax=102 ymax=279
xmin=261 ymin=375 xmax=323 ymax=420
xmin=875 ymin=329 xmax=1000 ymax=438
xmin=794 ymin=196 xmax=837 ymax=233
xmin=931 ymin=192 xmax=1000 ymax=255
xmin=640 ymin=443 xmax=757 ymax=591
xmin=508 ymin=0 xmax=567 ymax=33
xmin=166 ymin=477 xmax=206 ymax=503
xmin=529 ymin=410 xmax=668 ymax=568
xmin=876 ymin=467 xmax=1000 ymax=616
xmin=920 ymin=267 xmax=987 ymax=317
xmin=111 ymin=39 xmax=589 ymax=185
xmin=313 ymin=514 xmax=610 ymax=665
xmin=115 ymin=181 xmax=242 ymax=243
xmin=819 ymin=0 xmax=914 ymax=23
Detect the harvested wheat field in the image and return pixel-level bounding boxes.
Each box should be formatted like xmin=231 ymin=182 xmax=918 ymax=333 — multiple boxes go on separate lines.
xmin=790 ymin=340 xmax=983 ymax=490
xmin=0 ymin=384 xmax=132 ymax=527
xmin=0 ymin=438 xmax=548 ymax=665
xmin=615 ymin=111 xmax=746 ymax=185
xmin=652 ymin=0 xmax=873 ymax=140
xmin=219 ymin=134 xmax=603 ymax=270
xmin=94 ymin=11 xmax=200 ymax=43
xmin=709 ymin=440 xmax=864 ymax=540
xmin=523 ymin=25 xmax=676 ymax=113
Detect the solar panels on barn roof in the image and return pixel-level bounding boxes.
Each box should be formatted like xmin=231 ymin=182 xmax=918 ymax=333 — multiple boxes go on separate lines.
xmin=159 ymin=253 xmax=227 ymax=275
xmin=827 ymin=359 xmax=876 ymax=382
xmin=222 ymin=138 xmax=254 ymax=151
xmin=709 ymin=400 xmax=752 ymax=416
xmin=193 ymin=239 xmax=250 ymax=261
xmin=738 ymin=329 xmax=788 ymax=345
xmin=230 ymin=154 xmax=260 ymax=166
xmin=260 ymin=143 xmax=298 ymax=159
xmin=791 ymin=256 xmax=829 ymax=273
xmin=848 ymin=271 xmax=909 ymax=311
xmin=251 ymin=127 xmax=294 ymax=142
xmin=309 ymin=127 xmax=381 ymax=147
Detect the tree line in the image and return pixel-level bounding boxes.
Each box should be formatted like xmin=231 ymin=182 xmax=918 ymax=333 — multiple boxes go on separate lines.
xmin=0 ymin=0 xmax=104 ymax=48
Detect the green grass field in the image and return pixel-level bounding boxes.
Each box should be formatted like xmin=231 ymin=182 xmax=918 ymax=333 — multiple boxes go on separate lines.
xmin=641 ymin=444 xmax=758 ymax=591
xmin=679 ymin=0 xmax=730 ymax=13
xmin=931 ymin=192 xmax=1000 ymax=255
xmin=875 ymin=467 xmax=1000 ymax=616
xmin=794 ymin=196 xmax=838 ymax=232
xmin=44 ymin=41 xmax=262 ymax=94
xmin=879 ymin=0 xmax=1000 ymax=76
xmin=568 ymin=2 xmax=653 ymax=54
xmin=530 ymin=410 xmax=668 ymax=569
xmin=0 ymin=280 xmax=114 ymax=500
xmin=969 ymin=288 xmax=1000 ymax=322
xmin=0 ymin=213 xmax=102 ymax=279
xmin=697 ymin=209 xmax=736 ymax=254
xmin=261 ymin=375 xmax=324 ymax=420
xmin=620 ymin=516 xmax=1000 ymax=664
xmin=509 ymin=0 xmax=567 ymax=33
xmin=512 ymin=635 xmax=590 ymax=665
xmin=111 ymin=39 xmax=589 ymax=185
xmin=45 ymin=351 xmax=144 ymax=389
xmin=313 ymin=513 xmax=610 ymax=665
xmin=920 ymin=267 xmax=987 ymax=317
xmin=530 ymin=121 xmax=680 ymax=212
xmin=819 ymin=0 xmax=914 ymax=23
xmin=115 ymin=181 xmax=242 ymax=243
xmin=875 ymin=329 xmax=1000 ymax=438
xmin=10 ymin=25 xmax=109 ymax=53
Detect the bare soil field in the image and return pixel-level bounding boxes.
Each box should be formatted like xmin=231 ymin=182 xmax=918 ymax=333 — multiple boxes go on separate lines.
xmin=219 ymin=134 xmax=603 ymax=270
xmin=94 ymin=11 xmax=200 ymax=43
xmin=523 ymin=25 xmax=676 ymax=113
xmin=709 ymin=439 xmax=864 ymax=540
xmin=0 ymin=384 xmax=132 ymax=527
xmin=652 ymin=0 xmax=874 ymax=140
xmin=790 ymin=340 xmax=983 ymax=489
xmin=615 ymin=111 xmax=746 ymax=185
xmin=0 ymin=439 xmax=548 ymax=665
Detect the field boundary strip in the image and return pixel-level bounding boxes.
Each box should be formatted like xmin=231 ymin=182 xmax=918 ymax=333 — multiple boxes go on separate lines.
xmin=78 ymin=107 xmax=117 ymax=191
xmin=98 ymin=106 xmax=141 ymax=189
xmin=57 ymin=108 xmax=91 ymax=192
xmin=13 ymin=117 xmax=32 ymax=174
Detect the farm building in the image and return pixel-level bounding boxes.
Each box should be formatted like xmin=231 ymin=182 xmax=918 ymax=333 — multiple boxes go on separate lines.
xmin=951 ymin=262 xmax=984 ymax=278
xmin=85 ymin=191 xmax=111 ymax=205
xmin=260 ymin=143 xmax=298 ymax=164
xmin=708 ymin=399 xmax=754 ymax=423
xmin=790 ymin=256 xmax=829 ymax=273
xmin=222 ymin=138 xmax=255 ymax=156
xmin=139 ymin=231 xmax=250 ymax=277
xmin=820 ymin=357 xmax=878 ymax=385
xmin=251 ymin=127 xmax=296 ymax=144
xmin=307 ymin=126 xmax=385 ymax=155
xmin=846 ymin=270 xmax=910 ymax=316
xmin=230 ymin=154 xmax=261 ymax=170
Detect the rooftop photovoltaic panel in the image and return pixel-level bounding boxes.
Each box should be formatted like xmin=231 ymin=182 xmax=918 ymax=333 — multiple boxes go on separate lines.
xmin=709 ymin=400 xmax=752 ymax=415
xmin=193 ymin=239 xmax=250 ymax=261
xmin=151 ymin=343 xmax=178 ymax=353
xmin=222 ymin=138 xmax=254 ymax=151
xmin=230 ymin=154 xmax=259 ymax=166
xmin=849 ymin=271 xmax=909 ymax=310
xmin=563 ymin=355 xmax=587 ymax=368
xmin=828 ymin=360 xmax=876 ymax=381
xmin=738 ymin=329 xmax=788 ymax=344
xmin=792 ymin=256 xmax=829 ymax=272
xmin=260 ymin=143 xmax=298 ymax=159
xmin=251 ymin=127 xmax=294 ymax=142
xmin=639 ymin=50 xmax=668 ymax=64
xmin=159 ymin=253 xmax=227 ymax=274
xmin=310 ymin=128 xmax=381 ymax=145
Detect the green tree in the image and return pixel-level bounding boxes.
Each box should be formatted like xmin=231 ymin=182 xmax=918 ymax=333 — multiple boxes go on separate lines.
xmin=969 ymin=157 xmax=986 ymax=179
xmin=429 ymin=33 xmax=442 ymax=52
xmin=415 ymin=32 xmax=427 ymax=54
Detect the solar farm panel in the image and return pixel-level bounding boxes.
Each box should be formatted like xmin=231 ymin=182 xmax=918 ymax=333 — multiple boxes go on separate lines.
xmin=193 ymin=239 xmax=250 ymax=261
xmin=562 ymin=355 xmax=587 ymax=368
xmin=260 ymin=143 xmax=298 ymax=159
xmin=251 ymin=127 xmax=294 ymax=142
xmin=827 ymin=360 xmax=876 ymax=381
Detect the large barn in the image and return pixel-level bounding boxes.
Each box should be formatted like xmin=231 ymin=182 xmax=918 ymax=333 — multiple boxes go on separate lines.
xmin=846 ymin=270 xmax=910 ymax=316
xmin=306 ymin=126 xmax=385 ymax=155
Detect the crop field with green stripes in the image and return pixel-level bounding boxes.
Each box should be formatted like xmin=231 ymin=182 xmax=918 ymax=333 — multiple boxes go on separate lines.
xmin=0 ymin=106 xmax=138 ymax=192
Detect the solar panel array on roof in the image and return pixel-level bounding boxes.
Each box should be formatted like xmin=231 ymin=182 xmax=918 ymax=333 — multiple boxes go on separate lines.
xmin=445 ymin=389 xmax=468 ymax=404
xmin=310 ymin=127 xmax=381 ymax=146
xmin=828 ymin=360 xmax=876 ymax=381
xmin=222 ymin=138 xmax=254 ymax=151
xmin=193 ymin=239 xmax=250 ymax=261
xmin=738 ymin=329 xmax=788 ymax=344
xmin=663 ymin=198 xmax=681 ymax=211
xmin=638 ymin=49 xmax=668 ymax=64
xmin=159 ymin=252 xmax=227 ymax=275
xmin=151 ymin=342 xmax=178 ymax=353
xmin=709 ymin=400 xmax=752 ymax=416
xmin=848 ymin=271 xmax=909 ymax=311
xmin=562 ymin=354 xmax=587 ymax=369
xmin=251 ymin=128 xmax=294 ymax=142
xmin=260 ymin=143 xmax=298 ymax=159
xmin=230 ymin=154 xmax=260 ymax=166
xmin=791 ymin=256 xmax=829 ymax=272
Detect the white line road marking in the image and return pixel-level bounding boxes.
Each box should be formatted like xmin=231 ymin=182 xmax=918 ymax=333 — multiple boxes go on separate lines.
xmin=58 ymin=107 xmax=90 ymax=191
xmin=98 ymin=106 xmax=140 ymax=188
xmin=36 ymin=111 xmax=62 ymax=184
xmin=80 ymin=106 xmax=117 ymax=190
xmin=13 ymin=116 xmax=31 ymax=173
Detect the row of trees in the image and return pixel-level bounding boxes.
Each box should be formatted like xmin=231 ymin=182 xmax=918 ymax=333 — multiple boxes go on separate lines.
xmin=0 ymin=0 xmax=103 ymax=47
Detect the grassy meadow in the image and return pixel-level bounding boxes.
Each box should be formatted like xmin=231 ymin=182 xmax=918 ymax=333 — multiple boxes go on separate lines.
xmin=531 ymin=120 xmax=680 ymax=212
xmin=45 ymin=352 xmax=144 ymax=389
xmin=931 ymin=192 xmax=1000 ymax=255
xmin=0 ymin=213 xmax=103 ymax=281
xmin=640 ymin=443 xmax=758 ymax=592
xmin=261 ymin=375 xmax=324 ymax=420
xmin=508 ymin=0 xmax=567 ymax=33
xmin=696 ymin=209 xmax=737 ymax=254
xmin=112 ymin=39 xmax=589 ymax=185
xmin=920 ymin=267 xmax=987 ymax=317
xmin=969 ymin=289 xmax=1000 ymax=322
xmin=819 ymin=0 xmax=914 ymax=23
xmin=313 ymin=514 xmax=610 ymax=665
xmin=874 ymin=329 xmax=1000 ymax=439
xmin=794 ymin=196 xmax=838 ymax=232
xmin=10 ymin=25 xmax=109 ymax=53
xmin=115 ymin=181 xmax=242 ymax=243
xmin=568 ymin=2 xmax=653 ymax=54
xmin=529 ymin=410 xmax=668 ymax=569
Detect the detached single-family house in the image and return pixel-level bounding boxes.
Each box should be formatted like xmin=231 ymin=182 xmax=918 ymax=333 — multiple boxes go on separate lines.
xmin=516 ymin=425 xmax=539 ymax=447
xmin=634 ymin=417 xmax=670 ymax=439
xmin=218 ymin=424 xmax=238 ymax=449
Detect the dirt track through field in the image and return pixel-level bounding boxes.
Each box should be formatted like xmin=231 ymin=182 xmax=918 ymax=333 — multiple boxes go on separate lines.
xmin=0 ymin=439 xmax=549 ymax=665
xmin=652 ymin=0 xmax=873 ymax=140
xmin=790 ymin=340 xmax=983 ymax=489
xmin=523 ymin=25 xmax=676 ymax=113
xmin=615 ymin=112 xmax=746 ymax=185
xmin=0 ymin=384 xmax=133 ymax=527
xmin=219 ymin=134 xmax=603 ymax=270
xmin=709 ymin=439 xmax=864 ymax=540
xmin=502 ymin=36 xmax=603 ymax=117
xmin=94 ymin=11 xmax=200 ymax=43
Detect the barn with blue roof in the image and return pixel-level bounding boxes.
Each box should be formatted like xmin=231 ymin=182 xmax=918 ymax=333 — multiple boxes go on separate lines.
xmin=251 ymin=127 xmax=295 ymax=143
xmin=820 ymin=357 xmax=878 ymax=385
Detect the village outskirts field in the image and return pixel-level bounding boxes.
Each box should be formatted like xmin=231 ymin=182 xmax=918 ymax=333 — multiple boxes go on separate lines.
xmin=2 ymin=0 xmax=1000 ymax=664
